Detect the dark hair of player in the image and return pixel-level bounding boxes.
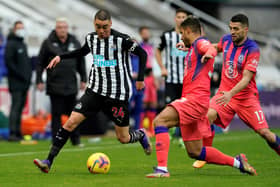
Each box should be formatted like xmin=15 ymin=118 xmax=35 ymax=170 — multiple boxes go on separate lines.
xmin=231 ymin=14 xmax=249 ymax=27
xmin=94 ymin=9 xmax=111 ymax=21
xmin=14 ymin=20 xmax=23 ymax=28
xmin=138 ymin=26 xmax=149 ymax=34
xmin=176 ymin=8 xmax=188 ymax=16
xmin=180 ymin=16 xmax=201 ymax=34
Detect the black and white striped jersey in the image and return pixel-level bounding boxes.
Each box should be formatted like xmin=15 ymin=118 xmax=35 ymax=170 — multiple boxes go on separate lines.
xmin=158 ymin=28 xmax=187 ymax=84
xmin=60 ymin=29 xmax=147 ymax=101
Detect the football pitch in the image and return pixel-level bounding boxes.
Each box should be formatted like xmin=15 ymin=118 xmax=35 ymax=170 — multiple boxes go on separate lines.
xmin=1 ymin=129 xmax=280 ymax=187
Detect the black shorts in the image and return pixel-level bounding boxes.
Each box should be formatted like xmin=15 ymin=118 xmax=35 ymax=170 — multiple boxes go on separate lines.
xmin=73 ymin=89 xmax=129 ymax=127
xmin=165 ymin=83 xmax=183 ymax=104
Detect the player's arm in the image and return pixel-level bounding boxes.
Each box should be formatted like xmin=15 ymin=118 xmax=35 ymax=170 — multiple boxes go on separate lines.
xmin=197 ymin=40 xmax=217 ymax=63
xmin=156 ymin=33 xmax=168 ymax=77
xmin=212 ymin=43 xmax=222 ymax=53
xmin=215 ymin=35 xmax=226 ymax=53
xmin=216 ymin=70 xmax=254 ymax=106
xmin=47 ymin=41 xmax=90 ymax=69
xmin=123 ymin=37 xmax=147 ymax=90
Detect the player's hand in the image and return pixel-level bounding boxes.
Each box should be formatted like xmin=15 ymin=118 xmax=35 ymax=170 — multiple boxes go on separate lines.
xmin=47 ymin=56 xmax=61 ymax=69
xmin=161 ymin=67 xmax=168 ymax=77
xmin=215 ymin=91 xmax=233 ymax=106
xmin=80 ymin=82 xmax=86 ymax=90
xmin=201 ymin=54 xmax=213 ymax=63
xmin=176 ymin=42 xmax=189 ymax=51
xmin=36 ymin=83 xmax=44 ymax=92
xmin=135 ymin=81 xmax=145 ymax=91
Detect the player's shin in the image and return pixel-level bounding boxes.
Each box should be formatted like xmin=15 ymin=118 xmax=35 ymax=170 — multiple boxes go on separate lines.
xmin=199 ymin=146 xmax=234 ymax=166
xmin=47 ymin=127 xmax=70 ymax=165
xmin=155 ymin=126 xmax=170 ymax=170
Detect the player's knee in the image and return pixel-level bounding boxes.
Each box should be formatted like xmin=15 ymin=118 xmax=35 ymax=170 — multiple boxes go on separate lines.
xmin=64 ymin=118 xmax=78 ymax=131
xmin=207 ymin=110 xmax=217 ymax=124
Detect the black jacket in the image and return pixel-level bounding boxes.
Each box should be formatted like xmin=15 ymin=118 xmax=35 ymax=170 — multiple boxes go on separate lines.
xmin=4 ymin=33 xmax=32 ymax=92
xmin=36 ymin=31 xmax=87 ymax=96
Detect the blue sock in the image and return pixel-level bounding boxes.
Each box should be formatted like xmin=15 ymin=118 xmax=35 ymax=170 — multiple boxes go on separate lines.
xmin=197 ymin=147 xmax=206 ymax=160
xmin=155 ymin=126 xmax=168 ymax=135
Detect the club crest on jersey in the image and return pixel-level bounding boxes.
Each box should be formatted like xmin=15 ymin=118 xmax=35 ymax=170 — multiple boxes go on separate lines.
xmin=75 ymin=102 xmax=82 ymax=110
xmin=238 ymin=55 xmax=244 ymax=64
xmin=225 ymin=60 xmax=238 ymax=79
xmin=110 ymin=44 xmax=117 ymax=51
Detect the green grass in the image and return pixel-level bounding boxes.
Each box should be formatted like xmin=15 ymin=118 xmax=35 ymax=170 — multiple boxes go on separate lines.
xmin=1 ymin=129 xmax=280 ymax=187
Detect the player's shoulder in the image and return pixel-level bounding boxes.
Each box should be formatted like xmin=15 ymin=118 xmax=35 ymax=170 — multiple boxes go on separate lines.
xmin=195 ymin=36 xmax=211 ymax=46
xmin=161 ymin=28 xmax=175 ymax=35
xmin=85 ymin=32 xmax=97 ymax=38
xmin=111 ymin=29 xmax=130 ymax=39
xmin=220 ymin=34 xmax=232 ymax=42
xmin=245 ymin=38 xmax=260 ymax=53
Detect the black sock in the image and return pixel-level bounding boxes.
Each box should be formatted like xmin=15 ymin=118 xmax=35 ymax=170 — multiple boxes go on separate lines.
xmin=47 ymin=127 xmax=70 ymax=164
xmin=129 ymin=129 xmax=144 ymax=143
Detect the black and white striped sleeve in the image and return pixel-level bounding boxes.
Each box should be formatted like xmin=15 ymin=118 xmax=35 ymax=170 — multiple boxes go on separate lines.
xmin=158 ymin=32 xmax=166 ymax=51
xmin=60 ymin=37 xmax=90 ymax=59
xmin=123 ymin=37 xmax=147 ymax=81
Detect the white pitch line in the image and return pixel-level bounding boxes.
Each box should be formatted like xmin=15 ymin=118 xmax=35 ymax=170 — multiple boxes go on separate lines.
xmin=0 ymin=143 xmax=137 ymax=158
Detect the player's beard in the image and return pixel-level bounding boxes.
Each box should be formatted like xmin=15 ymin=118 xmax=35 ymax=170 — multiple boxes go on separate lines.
xmin=232 ymin=34 xmax=244 ymax=45
xmin=183 ymin=38 xmax=191 ymax=48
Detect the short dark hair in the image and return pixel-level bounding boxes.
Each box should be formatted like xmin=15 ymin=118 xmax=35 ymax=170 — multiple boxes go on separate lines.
xmin=231 ymin=14 xmax=249 ymax=27
xmin=180 ymin=16 xmax=201 ymax=34
xmin=14 ymin=20 xmax=23 ymax=28
xmin=176 ymin=8 xmax=188 ymax=16
xmin=138 ymin=26 xmax=149 ymax=34
xmin=94 ymin=9 xmax=111 ymax=21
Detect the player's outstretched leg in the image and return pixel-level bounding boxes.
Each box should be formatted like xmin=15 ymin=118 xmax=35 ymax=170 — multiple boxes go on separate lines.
xmin=193 ymin=125 xmax=215 ymax=168
xmin=196 ymin=146 xmax=257 ymax=176
xmin=33 ymin=127 xmax=71 ymax=173
xmin=33 ymin=112 xmax=84 ymax=173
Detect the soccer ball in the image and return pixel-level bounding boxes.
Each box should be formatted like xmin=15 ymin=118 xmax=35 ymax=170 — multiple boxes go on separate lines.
xmin=87 ymin=152 xmax=110 ymax=174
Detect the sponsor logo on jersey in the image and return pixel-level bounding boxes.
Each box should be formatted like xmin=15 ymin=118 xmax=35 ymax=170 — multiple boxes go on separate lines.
xmin=171 ymin=47 xmax=188 ymax=57
xmin=225 ymin=60 xmax=238 ymax=79
xmin=93 ymin=54 xmax=117 ymax=67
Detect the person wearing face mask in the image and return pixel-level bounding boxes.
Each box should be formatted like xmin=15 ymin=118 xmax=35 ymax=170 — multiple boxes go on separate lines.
xmin=36 ymin=17 xmax=87 ymax=147
xmin=5 ymin=20 xmax=32 ymax=141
